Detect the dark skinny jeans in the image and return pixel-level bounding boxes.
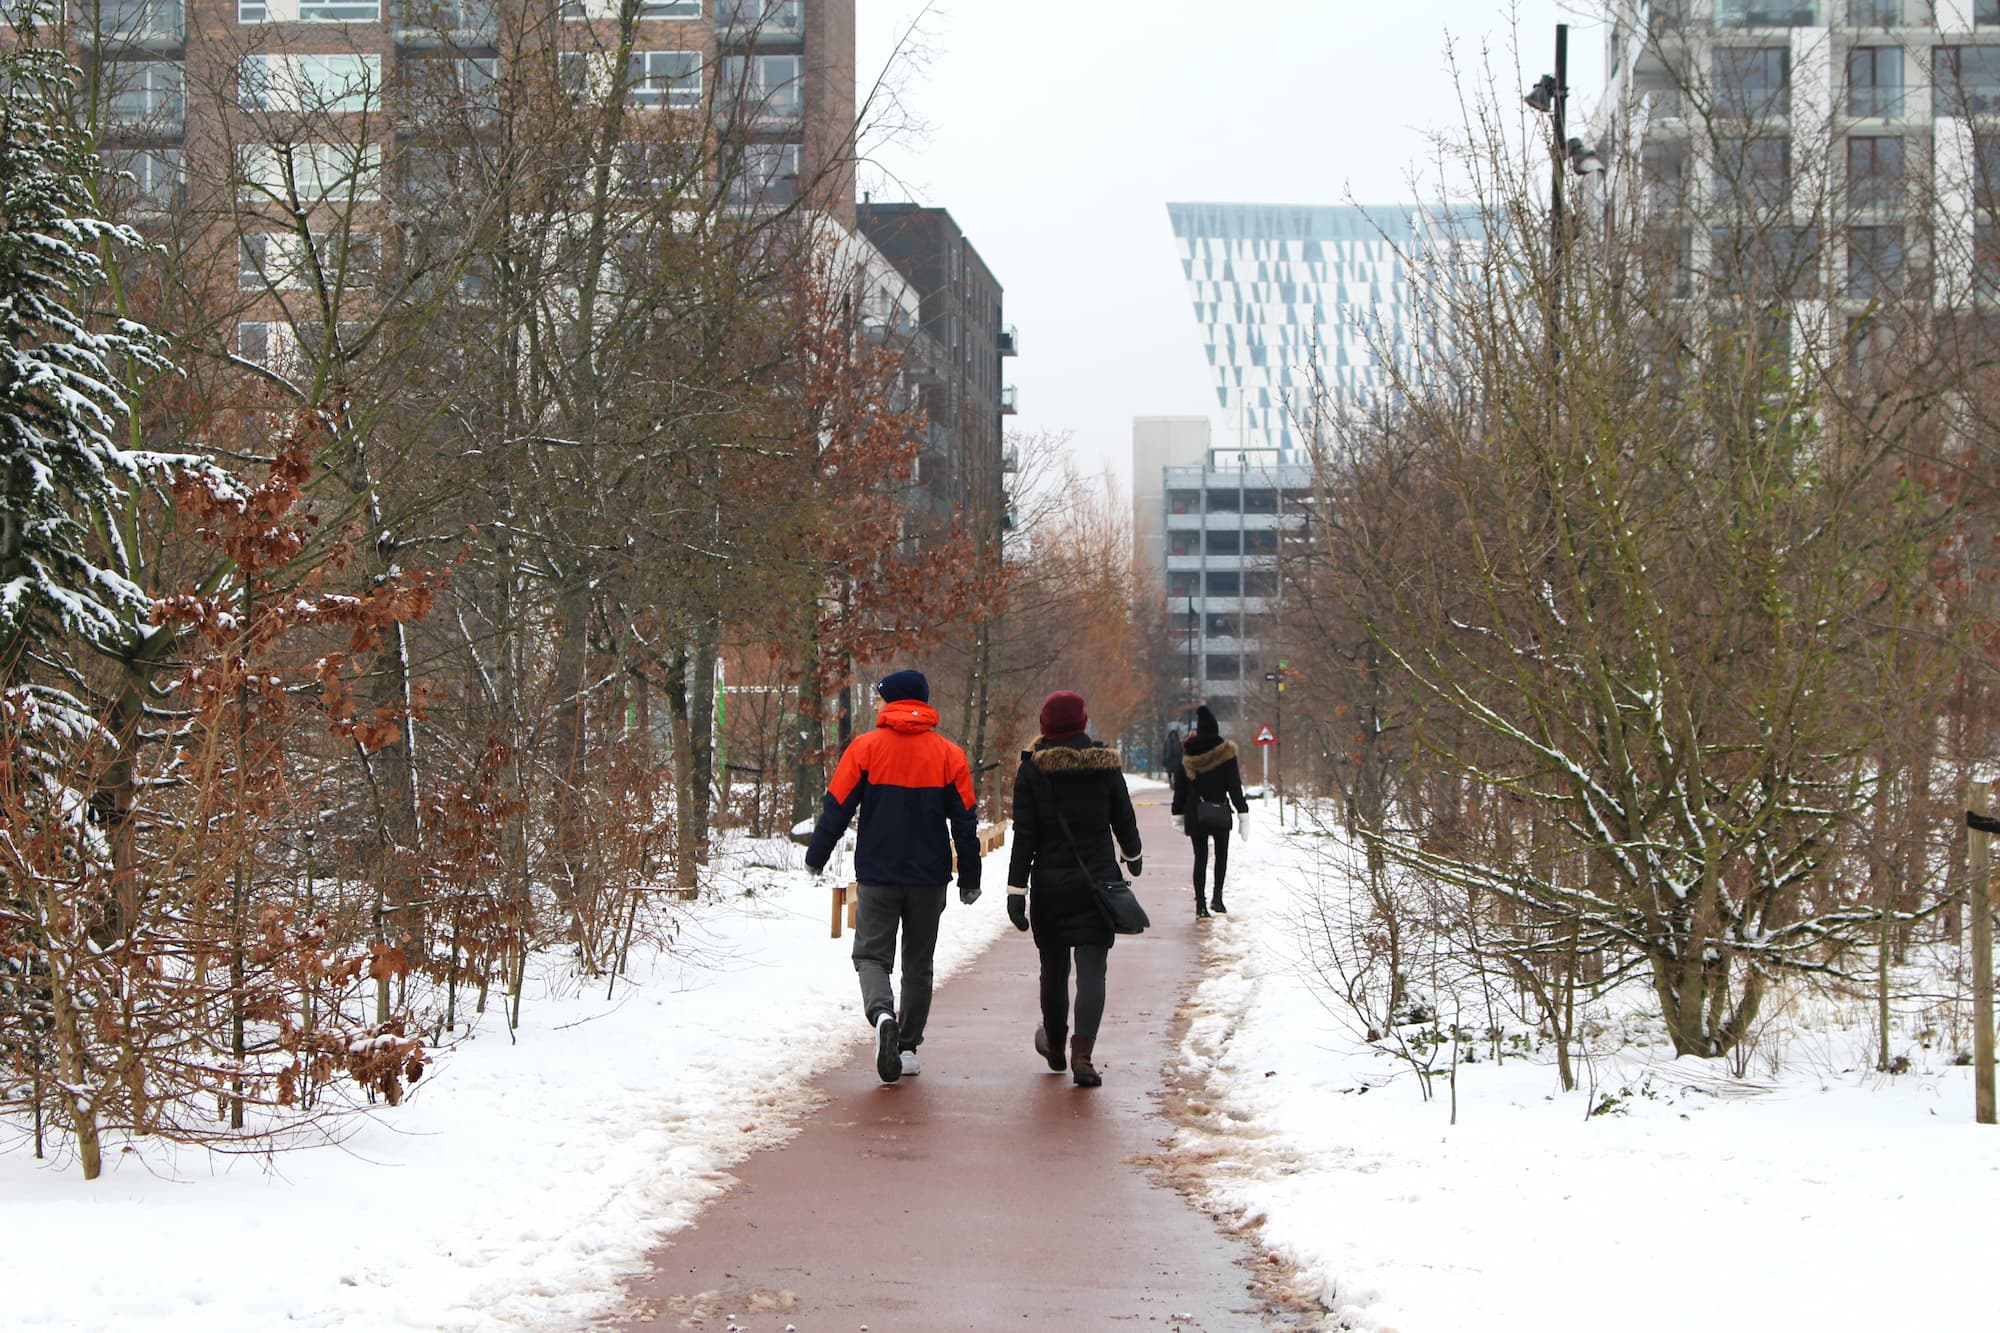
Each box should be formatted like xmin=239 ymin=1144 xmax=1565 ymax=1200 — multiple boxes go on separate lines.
xmin=1190 ymin=829 xmax=1231 ymax=893
xmin=1038 ymin=943 xmax=1109 ymax=1040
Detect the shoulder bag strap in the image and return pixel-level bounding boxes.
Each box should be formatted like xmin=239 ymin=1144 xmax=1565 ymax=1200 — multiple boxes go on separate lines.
xmin=1023 ymin=756 xmax=1099 ymax=883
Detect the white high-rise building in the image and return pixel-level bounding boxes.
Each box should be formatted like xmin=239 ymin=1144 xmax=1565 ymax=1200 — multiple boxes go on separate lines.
xmin=1165 ymin=202 xmax=1442 ymax=457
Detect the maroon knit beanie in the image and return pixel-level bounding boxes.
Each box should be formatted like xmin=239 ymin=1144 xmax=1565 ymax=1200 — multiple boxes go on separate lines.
xmin=1039 ymin=690 xmax=1088 ymax=738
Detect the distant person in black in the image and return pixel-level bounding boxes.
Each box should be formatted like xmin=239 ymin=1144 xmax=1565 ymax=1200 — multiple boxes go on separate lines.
xmin=1169 ymin=704 xmax=1249 ymax=918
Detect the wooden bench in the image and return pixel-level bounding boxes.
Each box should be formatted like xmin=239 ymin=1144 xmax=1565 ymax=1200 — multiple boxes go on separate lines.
xmin=830 ymin=822 xmax=1011 ymax=939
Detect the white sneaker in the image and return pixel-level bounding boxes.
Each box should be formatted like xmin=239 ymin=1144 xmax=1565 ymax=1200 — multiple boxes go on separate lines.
xmin=899 ymin=1049 xmax=921 ymax=1077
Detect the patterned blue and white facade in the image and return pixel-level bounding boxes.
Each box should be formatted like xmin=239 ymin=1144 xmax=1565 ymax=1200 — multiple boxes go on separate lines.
xmin=1166 ymin=202 xmax=1436 ymax=458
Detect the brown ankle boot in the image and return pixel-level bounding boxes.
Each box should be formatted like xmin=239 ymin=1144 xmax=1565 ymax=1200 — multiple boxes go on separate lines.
xmin=1070 ymin=1034 xmax=1101 ymax=1087
xmin=1035 ymin=1023 xmax=1067 ymax=1072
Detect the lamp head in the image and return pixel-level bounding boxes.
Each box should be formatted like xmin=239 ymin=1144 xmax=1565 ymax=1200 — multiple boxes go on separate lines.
xmin=1524 ymin=74 xmax=1558 ymax=113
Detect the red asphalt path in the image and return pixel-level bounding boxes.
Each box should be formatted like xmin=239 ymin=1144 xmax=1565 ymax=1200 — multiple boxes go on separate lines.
xmin=608 ymin=793 xmax=1275 ymax=1332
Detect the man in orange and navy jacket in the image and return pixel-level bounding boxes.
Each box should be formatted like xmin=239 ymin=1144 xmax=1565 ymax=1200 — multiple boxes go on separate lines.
xmin=805 ymin=669 xmax=982 ymax=1084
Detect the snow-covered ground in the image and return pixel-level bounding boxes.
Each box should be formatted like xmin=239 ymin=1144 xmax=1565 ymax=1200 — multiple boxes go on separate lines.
xmin=1174 ymin=806 xmax=2000 ymax=1333
xmin=0 ymin=831 xmax=1008 ymax=1331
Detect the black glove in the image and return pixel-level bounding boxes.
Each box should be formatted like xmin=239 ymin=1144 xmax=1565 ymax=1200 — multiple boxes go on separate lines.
xmin=959 ymin=884 xmax=982 ymax=906
xmin=806 ymin=860 xmax=825 ymax=878
xmin=1006 ymin=891 xmax=1030 ymax=932
xmin=1121 ymin=853 xmax=1143 ymax=878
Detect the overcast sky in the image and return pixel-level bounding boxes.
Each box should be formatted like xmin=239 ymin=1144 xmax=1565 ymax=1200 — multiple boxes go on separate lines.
xmin=853 ymin=1 xmax=1609 ymax=490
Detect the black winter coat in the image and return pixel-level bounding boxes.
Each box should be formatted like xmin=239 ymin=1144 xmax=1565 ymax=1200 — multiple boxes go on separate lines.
xmin=1006 ymin=735 xmax=1142 ymax=949
xmin=1170 ymin=735 xmax=1250 ymax=833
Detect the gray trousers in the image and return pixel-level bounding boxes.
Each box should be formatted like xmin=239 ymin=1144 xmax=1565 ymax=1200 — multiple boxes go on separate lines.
xmin=851 ymin=882 xmax=948 ymax=1049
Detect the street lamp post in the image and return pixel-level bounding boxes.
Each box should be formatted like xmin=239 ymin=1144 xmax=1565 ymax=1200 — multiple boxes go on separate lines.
xmin=1186 ymin=596 xmax=1198 ymax=721
xmin=1524 ymin=24 xmax=1570 ymax=366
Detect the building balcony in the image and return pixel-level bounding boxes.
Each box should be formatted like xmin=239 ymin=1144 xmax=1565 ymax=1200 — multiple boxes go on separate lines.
xmin=998 ymin=324 xmax=1018 ymax=357
xmin=391 ymin=0 xmax=497 ymax=45
xmin=1001 ymin=443 xmax=1019 ymax=472
xmin=1716 ymin=1 xmax=1820 ymax=26
xmin=715 ymin=0 xmax=805 ymax=44
xmin=79 ymin=0 xmax=183 ymax=48
xmin=1000 ymin=384 xmax=1018 ymax=414
xmin=1843 ymin=0 xmax=1907 ymax=24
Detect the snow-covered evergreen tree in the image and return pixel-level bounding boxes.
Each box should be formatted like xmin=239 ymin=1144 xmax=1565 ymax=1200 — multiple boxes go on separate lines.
xmin=0 ymin=17 xmax=172 ymax=744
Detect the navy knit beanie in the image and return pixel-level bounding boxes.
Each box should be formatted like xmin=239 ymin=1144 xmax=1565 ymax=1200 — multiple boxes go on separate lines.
xmin=1195 ymin=704 xmax=1219 ymax=738
xmin=876 ymin=669 xmax=930 ymax=703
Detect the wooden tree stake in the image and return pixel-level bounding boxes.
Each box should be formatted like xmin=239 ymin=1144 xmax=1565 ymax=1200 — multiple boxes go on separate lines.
xmin=1967 ymin=798 xmax=1997 ymax=1125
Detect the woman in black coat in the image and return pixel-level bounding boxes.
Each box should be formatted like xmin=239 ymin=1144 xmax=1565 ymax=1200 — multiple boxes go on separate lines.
xmin=1004 ymin=690 xmax=1142 ymax=1088
xmin=1170 ymin=705 xmax=1250 ymax=918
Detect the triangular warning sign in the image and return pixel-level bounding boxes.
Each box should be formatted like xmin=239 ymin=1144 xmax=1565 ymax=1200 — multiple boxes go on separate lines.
xmin=1254 ymin=724 xmax=1276 ymax=744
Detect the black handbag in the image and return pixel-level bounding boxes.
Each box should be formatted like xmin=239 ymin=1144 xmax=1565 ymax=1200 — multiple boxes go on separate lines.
xmin=1193 ymin=798 xmax=1234 ymax=835
xmin=1023 ymin=756 xmax=1149 ymax=935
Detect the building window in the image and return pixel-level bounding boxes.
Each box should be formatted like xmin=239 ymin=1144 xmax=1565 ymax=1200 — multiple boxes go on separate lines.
xmin=1935 ymin=46 xmax=2000 ymax=117
xmin=1845 ymin=314 xmax=1897 ymax=380
xmin=1712 ymin=224 xmax=1819 ymax=296
xmin=1714 ymin=136 xmax=1790 ymax=212
xmin=99 ymin=147 xmax=182 ymax=211
xmin=104 ymin=61 xmax=184 ymax=132
xmin=1244 ymin=528 xmax=1280 ymax=555
xmin=239 ymin=0 xmax=381 ymax=19
xmin=240 ymin=231 xmax=379 ymax=291
xmin=1847 ymin=135 xmax=1903 ymax=209
xmin=1168 ymin=533 xmax=1199 ymax=558
xmin=724 ymin=141 xmax=798 ymax=206
xmin=562 ymin=0 xmax=699 ymax=14
xmin=1206 ymin=529 xmax=1240 ymax=556
xmin=1207 ymin=654 xmax=1242 ymax=681
xmin=627 ymin=51 xmax=702 ymax=108
xmin=1205 ymin=571 xmax=1240 ymax=597
xmin=1167 ymin=489 xmax=1200 ymax=515
xmin=1847 ymin=47 xmax=1901 ymax=119
xmin=1715 ymin=46 xmax=1789 ymax=118
xmin=1846 ymin=226 xmax=1903 ymax=299
xmin=239 ymin=54 xmax=381 ymax=114
xmin=1167 ymin=572 xmax=1198 ymax=599
xmin=1205 ymin=613 xmax=1239 ymax=638
xmin=1847 ymin=1 xmax=1902 ymax=24
xmin=559 ymin=52 xmax=595 ymax=101
xmin=237 ymin=321 xmax=273 ymax=367
xmin=1977 ymin=222 xmax=2000 ymax=298
xmin=238 ymin=141 xmax=383 ymax=205
xmin=1244 ymin=570 xmax=1279 ymax=598
xmin=1977 ymin=134 xmax=2000 ymax=210
xmin=614 ymin=139 xmax=702 ymax=198
xmin=1982 ymin=0 xmax=2000 ymax=24
xmin=721 ymin=53 xmax=802 ymax=123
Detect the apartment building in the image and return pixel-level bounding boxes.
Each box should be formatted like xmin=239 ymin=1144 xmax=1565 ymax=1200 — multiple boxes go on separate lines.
xmin=855 ymin=202 xmax=1015 ymax=533
xmin=1607 ymin=0 xmax=2000 ymax=338
xmin=44 ymin=0 xmax=859 ymax=369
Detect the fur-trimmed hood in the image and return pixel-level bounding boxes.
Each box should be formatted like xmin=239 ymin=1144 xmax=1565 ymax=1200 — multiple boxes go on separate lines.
xmin=1182 ymin=738 xmax=1238 ymax=778
xmin=1024 ymin=736 xmax=1124 ymax=775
